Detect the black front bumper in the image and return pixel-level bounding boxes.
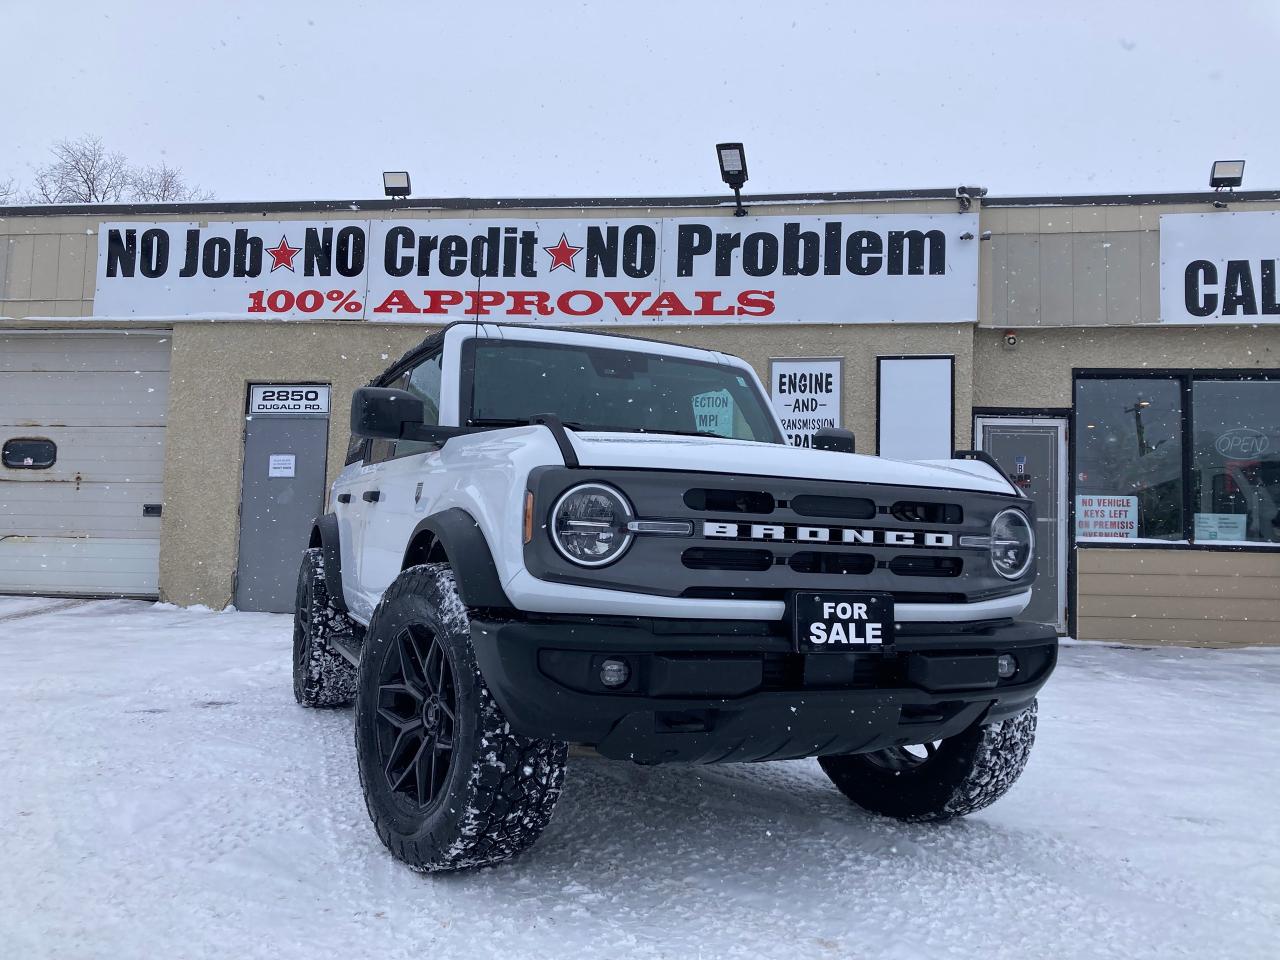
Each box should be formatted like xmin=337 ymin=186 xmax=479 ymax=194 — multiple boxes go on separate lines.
xmin=470 ymin=615 xmax=1057 ymax=765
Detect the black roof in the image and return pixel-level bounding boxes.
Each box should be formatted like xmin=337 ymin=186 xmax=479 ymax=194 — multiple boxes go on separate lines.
xmin=5 ymin=188 xmax=1274 ymax=220
xmin=3 ymin=187 xmax=1279 ymax=218
xmin=0 ymin=188 xmax=958 ymax=218
xmin=372 ymin=320 xmax=729 ymax=386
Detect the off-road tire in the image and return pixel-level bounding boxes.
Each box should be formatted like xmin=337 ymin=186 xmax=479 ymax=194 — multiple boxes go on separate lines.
xmin=292 ymin=547 xmax=358 ymax=707
xmin=819 ymin=701 xmax=1038 ymax=822
xmin=354 ymin=563 xmax=567 ymax=872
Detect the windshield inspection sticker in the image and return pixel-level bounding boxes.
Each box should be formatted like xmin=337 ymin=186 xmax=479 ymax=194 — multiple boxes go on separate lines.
xmin=692 ymin=389 xmax=734 ymax=436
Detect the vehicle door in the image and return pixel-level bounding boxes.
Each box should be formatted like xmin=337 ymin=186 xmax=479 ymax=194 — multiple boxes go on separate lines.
xmin=330 ymin=435 xmax=377 ymax=620
xmin=354 ymin=348 xmax=446 ymax=612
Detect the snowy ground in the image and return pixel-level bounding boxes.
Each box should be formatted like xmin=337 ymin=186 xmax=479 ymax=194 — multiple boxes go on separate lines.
xmin=0 ymin=598 xmax=1276 ymax=960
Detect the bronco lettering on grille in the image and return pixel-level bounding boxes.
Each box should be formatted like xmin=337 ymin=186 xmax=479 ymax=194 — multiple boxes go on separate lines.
xmin=702 ymin=521 xmax=954 ymax=548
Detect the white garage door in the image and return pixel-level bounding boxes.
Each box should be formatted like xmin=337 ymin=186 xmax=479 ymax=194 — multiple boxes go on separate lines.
xmin=0 ymin=333 xmax=170 ymax=597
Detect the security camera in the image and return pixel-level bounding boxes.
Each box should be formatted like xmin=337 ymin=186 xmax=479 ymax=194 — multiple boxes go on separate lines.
xmin=955 ymin=185 xmax=987 ymax=212
xmin=1003 ymin=331 xmax=1018 ymax=347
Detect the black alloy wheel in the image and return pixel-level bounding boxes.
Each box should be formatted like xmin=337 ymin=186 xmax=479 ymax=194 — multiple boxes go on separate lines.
xmin=292 ymin=546 xmax=357 ymax=708
xmin=355 ymin=563 xmax=567 ymax=872
xmin=861 ymin=740 xmax=944 ymax=772
xmin=819 ymin=702 xmax=1039 ymax=822
xmin=375 ymin=623 xmax=457 ymax=809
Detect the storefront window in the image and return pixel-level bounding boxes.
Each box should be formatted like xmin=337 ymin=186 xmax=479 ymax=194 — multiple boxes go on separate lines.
xmin=1074 ymin=378 xmax=1184 ymax=541
xmin=1191 ymin=380 xmax=1280 ymax=545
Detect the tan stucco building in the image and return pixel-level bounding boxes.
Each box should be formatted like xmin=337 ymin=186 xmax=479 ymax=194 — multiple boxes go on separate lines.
xmin=2 ymin=188 xmax=1277 ymax=645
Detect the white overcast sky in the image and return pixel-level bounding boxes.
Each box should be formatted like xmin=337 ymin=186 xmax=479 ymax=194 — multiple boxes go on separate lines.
xmin=3 ymin=0 xmax=1278 ymax=202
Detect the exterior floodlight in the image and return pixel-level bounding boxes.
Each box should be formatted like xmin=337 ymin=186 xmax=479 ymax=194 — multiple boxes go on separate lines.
xmin=716 ymin=142 xmax=749 ymax=217
xmin=383 ymin=171 xmax=412 ymax=198
xmin=1210 ymin=160 xmax=1244 ymax=190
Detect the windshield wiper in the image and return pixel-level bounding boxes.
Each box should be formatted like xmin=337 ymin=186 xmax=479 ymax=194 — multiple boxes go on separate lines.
xmin=467 ymin=417 xmax=585 ymax=430
xmin=468 ymin=420 xmax=722 ymax=440
xmin=620 ymin=427 xmax=724 ymax=439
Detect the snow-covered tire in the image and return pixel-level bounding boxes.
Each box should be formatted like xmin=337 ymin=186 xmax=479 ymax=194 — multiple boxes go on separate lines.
xmin=819 ymin=701 xmax=1038 ymax=822
xmin=354 ymin=563 xmax=567 ymax=873
xmin=292 ymin=547 xmax=358 ymax=707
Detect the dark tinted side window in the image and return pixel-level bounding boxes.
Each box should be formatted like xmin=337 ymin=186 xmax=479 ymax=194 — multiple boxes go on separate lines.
xmin=393 ymin=351 xmax=444 ymax=458
xmin=365 ymin=372 xmax=409 ymax=464
xmin=344 ymin=436 xmax=366 ymax=466
xmin=3 ymin=438 xmax=57 ymax=469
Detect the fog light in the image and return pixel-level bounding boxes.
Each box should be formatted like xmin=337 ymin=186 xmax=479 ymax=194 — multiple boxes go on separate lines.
xmin=599 ymin=658 xmax=630 ymax=688
xmin=997 ymin=654 xmax=1018 ymax=679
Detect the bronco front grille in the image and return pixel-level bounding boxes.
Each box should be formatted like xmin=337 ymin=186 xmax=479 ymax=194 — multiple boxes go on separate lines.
xmin=682 ymin=547 xmax=773 ymax=572
xmin=525 ymin=467 xmax=1033 ymax=604
xmin=787 ymin=551 xmax=876 ymax=575
xmin=887 ymin=555 xmax=963 ymax=578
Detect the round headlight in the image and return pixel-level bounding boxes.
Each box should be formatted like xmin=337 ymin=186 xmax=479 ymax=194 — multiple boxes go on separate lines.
xmin=550 ymin=483 xmax=634 ymax=567
xmin=990 ymin=508 xmax=1034 ymax=580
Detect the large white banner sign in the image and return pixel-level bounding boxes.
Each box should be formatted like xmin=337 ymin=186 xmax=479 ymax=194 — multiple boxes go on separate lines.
xmin=1160 ymin=211 xmax=1280 ymax=323
xmin=92 ymin=214 xmax=979 ymax=325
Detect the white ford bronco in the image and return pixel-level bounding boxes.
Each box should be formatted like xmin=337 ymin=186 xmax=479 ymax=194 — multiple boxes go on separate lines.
xmin=294 ymin=321 xmax=1056 ymax=872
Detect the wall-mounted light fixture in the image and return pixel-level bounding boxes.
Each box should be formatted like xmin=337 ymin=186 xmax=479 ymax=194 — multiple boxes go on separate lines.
xmin=716 ymin=143 xmax=749 ymax=217
xmin=1210 ymin=160 xmax=1245 ymax=190
xmin=383 ymin=171 xmax=412 ymax=199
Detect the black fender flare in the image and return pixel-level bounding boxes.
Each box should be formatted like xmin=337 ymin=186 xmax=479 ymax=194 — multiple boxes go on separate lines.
xmin=310 ymin=513 xmax=348 ymax=613
xmin=406 ymin=508 xmax=512 ymax=609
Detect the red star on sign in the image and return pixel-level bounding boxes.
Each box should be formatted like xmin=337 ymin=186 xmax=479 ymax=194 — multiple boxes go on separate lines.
xmin=266 ymin=236 xmax=301 ymax=272
xmin=542 ymin=233 xmax=583 ymax=272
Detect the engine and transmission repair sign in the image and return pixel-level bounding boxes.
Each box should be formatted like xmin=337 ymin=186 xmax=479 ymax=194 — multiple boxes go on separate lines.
xmin=92 ymin=214 xmax=979 ymax=325
xmin=770 ymin=357 xmax=843 ymax=447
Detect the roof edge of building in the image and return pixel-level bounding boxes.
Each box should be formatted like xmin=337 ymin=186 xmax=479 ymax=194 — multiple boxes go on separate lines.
xmin=0 ymin=188 xmax=961 ymax=218
xmin=982 ymin=190 xmax=1280 ymax=207
xmin=4 ymin=188 xmax=1279 ymax=218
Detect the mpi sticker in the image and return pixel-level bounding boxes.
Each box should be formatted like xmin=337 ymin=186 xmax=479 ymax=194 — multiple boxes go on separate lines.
xmin=692 ymin=389 xmax=734 ymax=436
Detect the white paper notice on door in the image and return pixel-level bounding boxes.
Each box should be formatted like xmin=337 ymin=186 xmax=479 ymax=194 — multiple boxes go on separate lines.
xmin=268 ymin=454 xmax=296 ymax=478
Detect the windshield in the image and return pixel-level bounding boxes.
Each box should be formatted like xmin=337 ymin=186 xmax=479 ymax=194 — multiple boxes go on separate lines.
xmin=465 ymin=339 xmax=783 ymax=443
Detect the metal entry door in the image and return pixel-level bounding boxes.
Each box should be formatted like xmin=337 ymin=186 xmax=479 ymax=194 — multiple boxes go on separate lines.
xmin=234 ymin=410 xmax=329 ymax=613
xmin=975 ymin=417 xmax=1067 ymax=632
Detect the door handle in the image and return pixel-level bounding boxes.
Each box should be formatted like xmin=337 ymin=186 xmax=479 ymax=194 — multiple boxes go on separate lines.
xmin=362 ymin=490 xmax=381 ymax=503
xmin=337 ymin=493 xmax=352 ymax=504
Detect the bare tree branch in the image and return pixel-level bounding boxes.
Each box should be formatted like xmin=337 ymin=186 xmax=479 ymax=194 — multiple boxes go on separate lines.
xmin=129 ymin=162 xmax=214 ymax=202
xmin=0 ymin=177 xmax=16 ymax=204
xmin=17 ymin=136 xmax=215 ymax=204
xmin=28 ymin=135 xmax=131 ymax=203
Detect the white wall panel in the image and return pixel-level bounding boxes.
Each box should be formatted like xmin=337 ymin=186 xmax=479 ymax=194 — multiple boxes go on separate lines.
xmin=877 ymin=356 xmax=954 ymax=461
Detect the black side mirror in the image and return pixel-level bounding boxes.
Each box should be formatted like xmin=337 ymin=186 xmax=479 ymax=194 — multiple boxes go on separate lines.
xmin=350 ymin=387 xmax=425 ymax=439
xmin=813 ymin=427 xmax=856 ymax=454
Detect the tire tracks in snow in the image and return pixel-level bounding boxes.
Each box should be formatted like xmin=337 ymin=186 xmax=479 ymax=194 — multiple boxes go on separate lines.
xmin=0 ymin=597 xmax=90 ymax=623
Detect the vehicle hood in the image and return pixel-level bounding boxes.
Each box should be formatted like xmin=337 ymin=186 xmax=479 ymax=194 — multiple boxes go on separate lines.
xmin=567 ymin=432 xmax=1017 ymax=496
